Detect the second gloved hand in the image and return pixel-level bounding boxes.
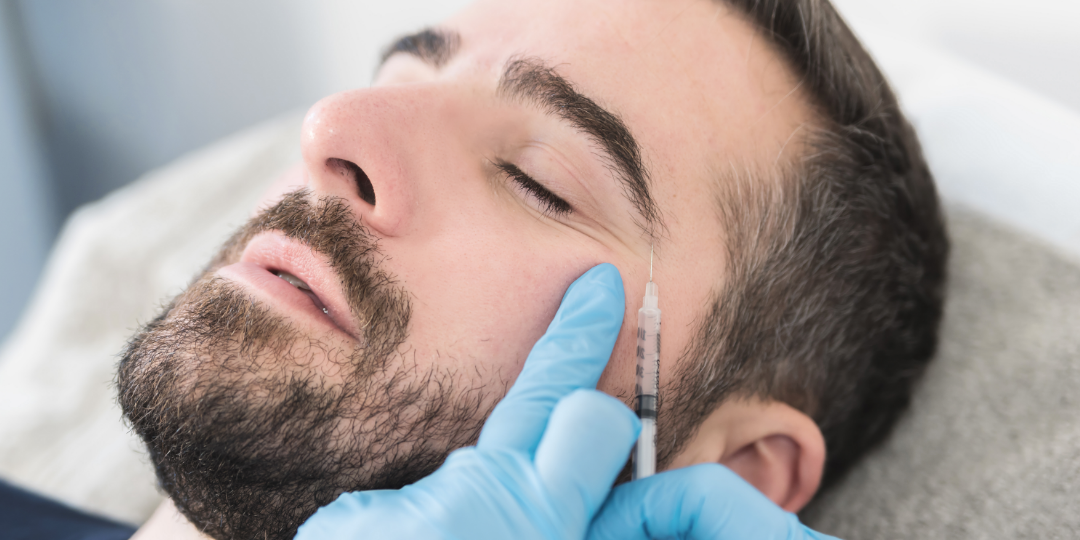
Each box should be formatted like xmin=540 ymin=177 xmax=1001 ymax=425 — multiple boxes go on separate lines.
xmin=588 ymin=464 xmax=840 ymax=540
xmin=295 ymin=263 xmax=639 ymax=540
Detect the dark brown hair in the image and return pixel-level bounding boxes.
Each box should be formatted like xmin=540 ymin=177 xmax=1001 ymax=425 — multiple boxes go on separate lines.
xmin=662 ymin=0 xmax=948 ymax=492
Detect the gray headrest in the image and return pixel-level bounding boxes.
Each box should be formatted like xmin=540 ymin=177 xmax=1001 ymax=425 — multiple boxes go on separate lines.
xmin=803 ymin=206 xmax=1080 ymax=538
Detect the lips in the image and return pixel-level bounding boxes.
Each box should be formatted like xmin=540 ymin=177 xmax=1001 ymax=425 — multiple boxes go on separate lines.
xmin=216 ymin=232 xmax=360 ymax=341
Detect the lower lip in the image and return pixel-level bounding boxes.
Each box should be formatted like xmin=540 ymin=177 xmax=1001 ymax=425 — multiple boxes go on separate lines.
xmin=217 ymin=261 xmax=350 ymax=338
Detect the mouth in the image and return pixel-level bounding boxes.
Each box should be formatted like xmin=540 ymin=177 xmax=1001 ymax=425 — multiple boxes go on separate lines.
xmin=271 ymin=270 xmax=330 ymax=315
xmin=217 ymin=232 xmax=362 ymax=341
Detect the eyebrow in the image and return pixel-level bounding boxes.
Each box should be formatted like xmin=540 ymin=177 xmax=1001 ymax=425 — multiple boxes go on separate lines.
xmin=380 ymin=28 xmax=662 ymax=235
xmin=379 ymin=28 xmax=461 ymax=69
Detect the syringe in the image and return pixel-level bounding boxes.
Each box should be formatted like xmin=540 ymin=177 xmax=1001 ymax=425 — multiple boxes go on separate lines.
xmin=633 ymin=246 xmax=660 ymax=480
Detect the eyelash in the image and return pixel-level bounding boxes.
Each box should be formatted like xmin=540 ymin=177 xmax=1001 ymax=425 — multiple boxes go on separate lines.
xmin=495 ymin=160 xmax=573 ymax=217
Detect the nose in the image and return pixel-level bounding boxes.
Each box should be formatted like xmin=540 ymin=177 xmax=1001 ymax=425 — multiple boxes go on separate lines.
xmin=300 ymin=87 xmax=426 ymax=237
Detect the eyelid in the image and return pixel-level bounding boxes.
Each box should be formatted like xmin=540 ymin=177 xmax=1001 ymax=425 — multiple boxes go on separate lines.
xmin=494 ymin=160 xmax=573 ymax=218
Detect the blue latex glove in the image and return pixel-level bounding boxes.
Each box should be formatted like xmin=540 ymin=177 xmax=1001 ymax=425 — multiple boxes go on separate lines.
xmin=588 ymin=464 xmax=839 ymax=540
xmin=295 ymin=263 xmax=640 ymax=540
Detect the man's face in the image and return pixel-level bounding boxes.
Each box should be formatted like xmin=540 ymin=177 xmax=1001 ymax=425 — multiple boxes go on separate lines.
xmin=119 ymin=0 xmax=810 ymax=538
xmin=281 ymin=0 xmax=811 ymax=405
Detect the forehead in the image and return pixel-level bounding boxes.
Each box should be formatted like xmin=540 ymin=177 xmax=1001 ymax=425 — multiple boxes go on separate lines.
xmin=442 ymin=0 xmax=813 ymax=179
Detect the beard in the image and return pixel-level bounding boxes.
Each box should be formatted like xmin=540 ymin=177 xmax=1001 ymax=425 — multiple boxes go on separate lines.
xmin=117 ymin=190 xmax=493 ymax=540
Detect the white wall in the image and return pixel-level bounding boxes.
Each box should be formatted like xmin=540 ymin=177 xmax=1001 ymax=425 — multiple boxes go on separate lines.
xmin=831 ymin=0 xmax=1080 ymax=113
xmin=301 ymin=0 xmax=471 ymax=95
xmin=0 ymin=2 xmax=53 ymax=345
xmin=16 ymin=0 xmax=328 ymax=218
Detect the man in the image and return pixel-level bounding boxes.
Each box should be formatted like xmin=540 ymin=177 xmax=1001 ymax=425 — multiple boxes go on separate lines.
xmin=118 ymin=0 xmax=947 ymax=538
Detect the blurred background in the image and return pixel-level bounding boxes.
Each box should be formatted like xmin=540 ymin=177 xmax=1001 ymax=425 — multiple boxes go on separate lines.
xmin=0 ymin=0 xmax=1077 ymax=343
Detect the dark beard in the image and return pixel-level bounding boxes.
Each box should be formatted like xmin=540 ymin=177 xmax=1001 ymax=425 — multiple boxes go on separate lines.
xmin=117 ymin=191 xmax=491 ymax=540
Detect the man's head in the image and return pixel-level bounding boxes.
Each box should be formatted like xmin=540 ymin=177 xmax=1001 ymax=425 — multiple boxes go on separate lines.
xmin=118 ymin=0 xmax=947 ymax=538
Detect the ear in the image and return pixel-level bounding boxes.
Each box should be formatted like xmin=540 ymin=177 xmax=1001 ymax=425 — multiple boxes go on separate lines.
xmin=666 ymin=397 xmax=825 ymax=512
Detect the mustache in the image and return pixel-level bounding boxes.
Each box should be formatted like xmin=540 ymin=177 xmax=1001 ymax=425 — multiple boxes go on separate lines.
xmin=214 ymin=188 xmax=411 ymax=368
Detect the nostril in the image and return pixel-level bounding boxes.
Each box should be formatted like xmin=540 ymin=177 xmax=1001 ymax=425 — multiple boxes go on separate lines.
xmin=327 ymin=158 xmax=376 ymax=206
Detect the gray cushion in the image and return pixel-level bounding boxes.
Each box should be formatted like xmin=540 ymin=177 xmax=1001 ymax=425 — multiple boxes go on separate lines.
xmin=803 ymin=206 xmax=1080 ymax=538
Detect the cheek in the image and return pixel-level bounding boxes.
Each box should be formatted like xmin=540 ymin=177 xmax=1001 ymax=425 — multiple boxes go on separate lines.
xmin=596 ymin=222 xmax=725 ymax=406
xmin=596 ymin=282 xmax=710 ymax=411
xmin=595 ymin=311 xmax=641 ymax=403
xmin=381 ymin=211 xmax=607 ymax=389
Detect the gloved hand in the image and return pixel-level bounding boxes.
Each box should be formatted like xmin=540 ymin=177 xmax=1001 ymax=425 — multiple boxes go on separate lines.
xmin=295 ymin=263 xmax=640 ymax=540
xmin=588 ymin=464 xmax=839 ymax=540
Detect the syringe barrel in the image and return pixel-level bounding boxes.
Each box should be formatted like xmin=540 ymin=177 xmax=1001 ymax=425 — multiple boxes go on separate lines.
xmin=633 ymin=417 xmax=656 ymax=479
xmin=633 ymin=300 xmax=660 ymax=480
xmin=635 ymin=306 xmax=661 ymax=400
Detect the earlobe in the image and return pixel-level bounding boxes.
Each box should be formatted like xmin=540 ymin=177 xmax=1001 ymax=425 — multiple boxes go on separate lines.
xmin=667 ymin=397 xmax=825 ymax=513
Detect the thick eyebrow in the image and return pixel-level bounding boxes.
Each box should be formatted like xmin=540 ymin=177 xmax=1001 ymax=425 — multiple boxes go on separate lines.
xmin=498 ymin=58 xmax=660 ymax=235
xmin=379 ymin=31 xmax=661 ymax=235
xmin=379 ymin=28 xmax=461 ymax=69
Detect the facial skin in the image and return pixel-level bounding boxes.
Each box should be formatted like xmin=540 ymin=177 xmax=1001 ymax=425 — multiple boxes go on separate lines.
xmin=122 ymin=0 xmax=823 ymax=538
xmin=283 ymin=0 xmax=815 ymax=416
xmin=276 ymin=0 xmax=814 ymax=402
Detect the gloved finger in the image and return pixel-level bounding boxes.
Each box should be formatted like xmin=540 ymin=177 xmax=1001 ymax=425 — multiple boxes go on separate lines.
xmin=478 ymin=263 xmax=625 ymax=455
xmin=587 ymin=465 xmax=836 ymax=540
xmin=295 ymin=490 xmax=398 ymax=539
xmin=534 ymin=389 xmax=639 ymax=528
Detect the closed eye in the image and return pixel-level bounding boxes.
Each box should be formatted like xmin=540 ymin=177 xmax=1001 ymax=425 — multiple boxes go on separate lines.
xmin=495 ymin=160 xmax=573 ymax=217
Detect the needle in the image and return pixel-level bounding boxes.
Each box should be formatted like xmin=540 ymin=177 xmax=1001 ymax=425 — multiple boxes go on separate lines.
xmin=649 ymin=243 xmax=654 ymax=281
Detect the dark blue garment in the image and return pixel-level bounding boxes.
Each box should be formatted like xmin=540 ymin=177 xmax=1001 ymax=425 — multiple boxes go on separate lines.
xmin=0 ymin=478 xmax=137 ymax=540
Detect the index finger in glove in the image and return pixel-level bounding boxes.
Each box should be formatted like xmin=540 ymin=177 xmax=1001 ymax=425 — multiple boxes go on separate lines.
xmin=477 ymin=263 xmax=625 ymax=455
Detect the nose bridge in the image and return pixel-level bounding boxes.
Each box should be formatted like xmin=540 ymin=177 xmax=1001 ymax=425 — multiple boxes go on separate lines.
xmin=300 ymin=84 xmax=449 ymax=238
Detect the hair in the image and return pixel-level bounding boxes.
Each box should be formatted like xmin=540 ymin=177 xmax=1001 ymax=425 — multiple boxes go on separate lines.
xmin=661 ymin=0 xmax=949 ymax=492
